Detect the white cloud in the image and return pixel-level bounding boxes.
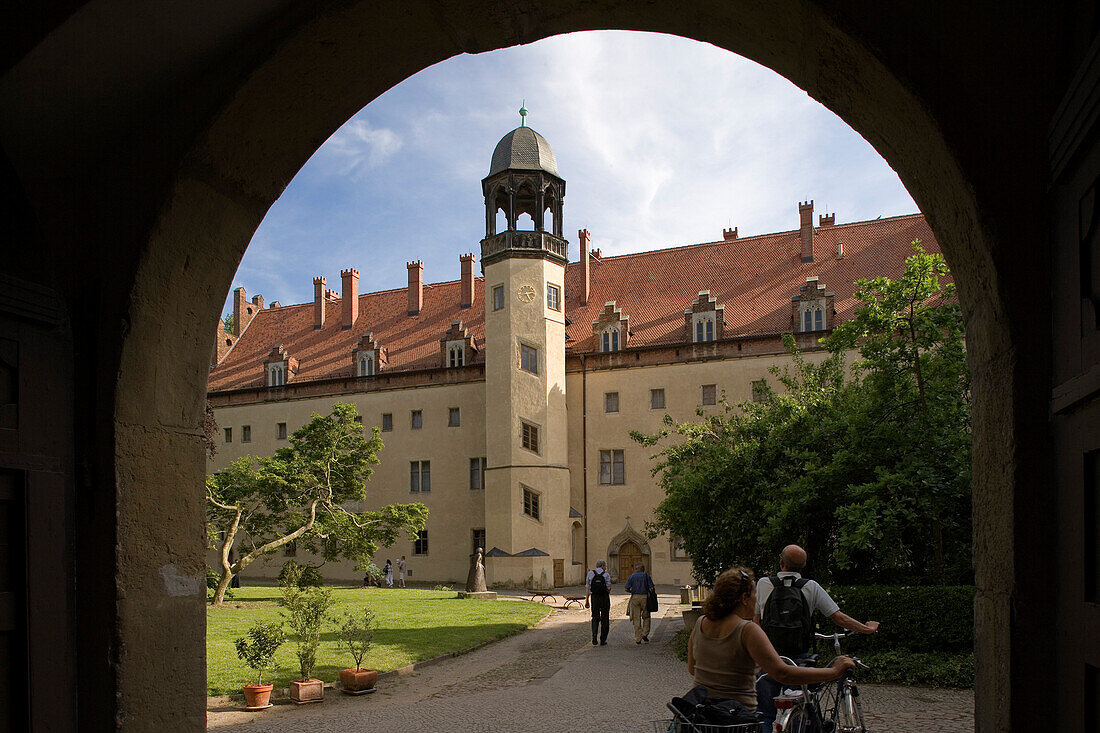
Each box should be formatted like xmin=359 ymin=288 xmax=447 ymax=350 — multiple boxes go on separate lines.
xmin=314 ymin=120 xmax=403 ymax=178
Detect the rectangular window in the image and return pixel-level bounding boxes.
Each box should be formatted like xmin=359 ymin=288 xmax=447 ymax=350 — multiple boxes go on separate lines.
xmin=241 ymin=425 xmax=251 ymax=443
xmin=411 ymin=410 xmax=422 ymax=429
xmin=520 ymin=343 xmax=538 ymax=374
xmin=604 ymin=391 xmax=619 ymax=413
xmin=472 ymin=528 xmax=486 ymax=555
xmin=751 ymin=379 xmax=768 ymax=403
xmin=448 ymin=407 xmax=460 ymax=427
xmin=701 ymin=384 xmax=717 ymax=406
xmin=671 ymin=535 xmax=690 ymax=561
xmin=599 ymin=449 xmax=625 ymax=485
xmin=414 ymin=530 xmax=429 ymax=555
xmin=283 ymin=540 xmax=297 ymax=558
xmin=547 ymin=284 xmax=561 ymax=311
xmin=521 ymin=422 xmax=540 ymax=454
xmin=410 ymin=460 xmax=431 ymax=492
xmin=815 ymin=310 xmax=823 ymax=331
xmin=277 ymin=422 xmax=287 ymax=440
xmin=804 ymin=311 xmax=813 ymax=332
xmin=602 ymin=330 xmax=619 ymax=352
xmin=650 ymin=389 xmax=665 ymax=410
xmin=492 ymin=284 xmax=504 ymax=311
xmin=224 ymin=427 xmax=232 ymax=443
xmin=522 ymin=485 xmax=540 ymax=521
xmin=469 ymin=457 xmax=487 ymax=490
xmin=381 ymin=413 xmax=393 ymax=432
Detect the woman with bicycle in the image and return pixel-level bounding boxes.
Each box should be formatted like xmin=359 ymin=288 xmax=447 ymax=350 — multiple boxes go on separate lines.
xmin=687 ymin=567 xmax=856 ymax=718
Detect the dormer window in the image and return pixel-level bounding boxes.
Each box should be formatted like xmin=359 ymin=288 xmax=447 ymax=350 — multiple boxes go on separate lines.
xmin=448 ymin=342 xmax=465 ymax=367
xmin=267 ymin=364 xmax=285 ymax=386
xmin=358 ymin=354 xmax=375 ymax=376
xmin=352 ymin=332 xmax=386 ymax=378
xmin=263 ymin=344 xmax=297 ymax=387
xmin=793 ymin=277 xmax=834 ymax=333
xmin=693 ymin=315 xmax=715 ymax=343
xmin=685 ymin=292 xmax=724 ymax=344
xmin=440 ymin=321 xmax=477 ymax=368
xmin=601 ymin=328 xmax=620 ymax=352
xmin=802 ymin=303 xmax=825 ymax=332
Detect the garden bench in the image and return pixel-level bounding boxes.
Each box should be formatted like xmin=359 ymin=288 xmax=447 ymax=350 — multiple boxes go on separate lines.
xmin=561 ymin=595 xmax=585 ymax=609
xmin=527 ymin=588 xmax=557 ymax=604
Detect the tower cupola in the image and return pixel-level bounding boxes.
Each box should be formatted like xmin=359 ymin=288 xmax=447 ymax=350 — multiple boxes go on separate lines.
xmin=481 ymin=108 xmax=567 ymax=267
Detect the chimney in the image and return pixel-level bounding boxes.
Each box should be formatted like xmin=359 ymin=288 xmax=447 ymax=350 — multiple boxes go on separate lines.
xmin=407 ymin=261 xmax=423 ymax=316
xmin=251 ymin=294 xmax=264 ymax=310
xmin=578 ymin=229 xmax=591 ymax=306
xmin=313 ymin=276 xmax=326 ymax=329
xmin=723 ymin=227 xmax=738 ymax=241
xmin=799 ymin=200 xmax=814 ymax=263
xmin=340 ymin=268 xmax=359 ymax=329
xmin=233 ymin=287 xmax=247 ymax=336
xmin=819 ymin=213 xmax=835 ymax=227
xmin=460 ymin=254 xmax=475 ymax=308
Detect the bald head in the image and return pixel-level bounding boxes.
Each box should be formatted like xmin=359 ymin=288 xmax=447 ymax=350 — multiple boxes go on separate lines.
xmin=780 ymin=545 xmax=807 ymax=573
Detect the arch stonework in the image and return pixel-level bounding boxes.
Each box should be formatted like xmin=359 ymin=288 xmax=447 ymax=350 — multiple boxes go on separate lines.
xmin=1 ymin=2 xmax=1088 ymax=730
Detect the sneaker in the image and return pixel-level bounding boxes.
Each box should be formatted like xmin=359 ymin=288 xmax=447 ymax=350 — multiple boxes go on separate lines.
xmin=592 ymin=639 xmax=598 ymax=646
xmin=600 ymin=641 xmax=607 ymax=646
xmin=642 ymin=636 xmax=649 ymax=643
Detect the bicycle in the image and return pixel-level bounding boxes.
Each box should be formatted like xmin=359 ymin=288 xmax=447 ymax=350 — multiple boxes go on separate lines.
xmin=652 ymin=701 xmax=762 ymax=733
xmin=771 ymin=631 xmax=870 ymax=733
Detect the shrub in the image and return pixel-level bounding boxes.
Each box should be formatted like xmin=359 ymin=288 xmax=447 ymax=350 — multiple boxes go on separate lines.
xmin=234 ymin=622 xmax=286 ymax=686
xmin=672 ymin=628 xmax=690 ymax=662
xmin=815 ymin=585 xmax=973 ymax=655
xmin=337 ymin=607 xmax=376 ymax=670
xmin=278 ymin=560 xmax=324 ymax=588
xmin=855 ymin=651 xmax=973 ymax=687
xmin=433 ymin=584 xmax=453 ymax=591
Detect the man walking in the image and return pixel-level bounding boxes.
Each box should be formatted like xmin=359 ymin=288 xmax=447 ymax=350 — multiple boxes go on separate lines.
xmin=396 ymin=555 xmax=407 ymax=588
xmin=754 ymin=545 xmax=879 ymax=728
xmin=584 ymin=559 xmax=612 ymax=646
xmin=624 ymin=562 xmax=655 ymax=644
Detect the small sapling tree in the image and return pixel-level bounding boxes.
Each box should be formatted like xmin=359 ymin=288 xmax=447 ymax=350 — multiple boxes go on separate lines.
xmin=234 ymin=621 xmax=286 ymax=687
xmin=207 ymin=402 xmax=428 ymax=604
xmin=338 ymin=607 xmax=377 ymax=671
xmin=279 ymin=564 xmax=335 ymax=681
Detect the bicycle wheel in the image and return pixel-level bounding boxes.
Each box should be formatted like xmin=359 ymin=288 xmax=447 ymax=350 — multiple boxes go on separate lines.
xmin=836 ymin=683 xmax=867 ymax=733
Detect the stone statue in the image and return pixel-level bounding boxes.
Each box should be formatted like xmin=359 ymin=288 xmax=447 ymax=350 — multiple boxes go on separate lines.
xmin=465 ymin=547 xmax=487 ymax=593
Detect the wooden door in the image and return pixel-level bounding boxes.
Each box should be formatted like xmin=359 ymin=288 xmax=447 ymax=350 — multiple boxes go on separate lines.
xmin=552 ymin=559 xmax=564 ymax=587
xmin=618 ymin=541 xmax=645 ymax=580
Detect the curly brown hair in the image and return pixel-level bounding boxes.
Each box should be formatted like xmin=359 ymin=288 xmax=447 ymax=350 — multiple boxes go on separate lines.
xmin=702 ymin=566 xmax=756 ymax=621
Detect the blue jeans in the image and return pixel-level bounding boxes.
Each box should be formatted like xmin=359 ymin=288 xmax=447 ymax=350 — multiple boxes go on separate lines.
xmin=756 ymin=654 xmax=815 ymax=729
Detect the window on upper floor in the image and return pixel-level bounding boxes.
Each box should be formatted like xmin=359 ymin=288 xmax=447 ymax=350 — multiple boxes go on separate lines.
xmin=547 ymin=284 xmax=561 ymax=311
xmin=414 ymin=530 xmax=429 ymax=555
xmin=447 ymin=343 xmax=464 ymax=368
xmin=520 ymin=343 xmax=538 ymax=374
xmin=521 ymin=421 xmax=540 ymax=454
xmin=694 ymin=317 xmax=715 ymax=343
xmin=268 ymin=364 xmax=285 ymax=386
xmin=469 ymin=457 xmax=487 ymax=490
xmin=604 ymin=392 xmax=619 ymax=413
xmin=800 ymin=301 xmax=826 ymax=332
xmin=701 ymin=384 xmax=717 ymax=406
xmin=599 ymin=449 xmax=625 ymax=485
xmin=492 ymin=285 xmax=505 ymax=311
xmin=448 ymin=407 xmax=460 ymax=427
xmin=522 ymin=485 xmax=540 ymax=521
xmin=601 ymin=329 xmax=620 ymax=353
xmin=224 ymin=427 xmax=232 ymax=443
xmin=411 ymin=410 xmax=422 ymax=429
xmin=358 ymin=354 xmax=375 ymax=376
xmin=410 ymin=460 xmax=430 ymax=493
xmin=277 ymin=422 xmax=287 ymax=440
xmin=472 ymin=528 xmax=486 ymax=555
xmin=241 ymin=425 xmax=251 ymax=443
xmin=381 ymin=413 xmax=393 ymax=432
xmin=751 ymin=379 xmax=768 ymax=403
xmin=650 ymin=389 xmax=666 ymax=410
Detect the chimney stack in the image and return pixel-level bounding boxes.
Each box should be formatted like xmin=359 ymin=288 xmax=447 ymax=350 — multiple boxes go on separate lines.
xmin=460 ymin=253 xmax=475 ymax=308
xmin=233 ymin=287 xmax=247 ymax=336
xmin=799 ymin=200 xmax=814 ymax=263
xmin=340 ymin=268 xmax=359 ymax=329
xmin=578 ymin=229 xmax=591 ymax=306
xmin=723 ymin=227 xmax=738 ymax=241
xmin=819 ymin=213 xmax=835 ymax=227
xmin=313 ymin=276 xmax=326 ymax=329
xmin=407 ymin=261 xmax=423 ymax=316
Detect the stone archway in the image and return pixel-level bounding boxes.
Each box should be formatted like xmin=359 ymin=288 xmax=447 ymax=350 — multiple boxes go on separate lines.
xmin=606 ymin=523 xmax=651 ymax=583
xmin=2 ymin=3 xmax=1086 ymax=730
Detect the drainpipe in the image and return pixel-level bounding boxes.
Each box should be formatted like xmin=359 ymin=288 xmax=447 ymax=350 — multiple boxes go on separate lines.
xmin=581 ymin=353 xmax=589 ymax=571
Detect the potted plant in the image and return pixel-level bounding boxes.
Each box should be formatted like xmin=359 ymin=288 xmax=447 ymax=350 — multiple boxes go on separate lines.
xmin=337 ymin=607 xmax=378 ymax=693
xmin=234 ymin=621 xmax=286 ymax=709
xmin=281 ymin=571 xmax=334 ymax=704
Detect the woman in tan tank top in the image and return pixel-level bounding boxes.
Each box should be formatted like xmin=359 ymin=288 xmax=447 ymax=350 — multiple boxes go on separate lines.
xmin=687 ymin=567 xmax=855 ymax=709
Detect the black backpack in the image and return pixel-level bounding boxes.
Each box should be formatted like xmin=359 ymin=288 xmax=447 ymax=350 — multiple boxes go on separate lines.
xmin=761 ymin=576 xmax=812 ymax=657
xmin=589 ymin=569 xmax=609 ymax=598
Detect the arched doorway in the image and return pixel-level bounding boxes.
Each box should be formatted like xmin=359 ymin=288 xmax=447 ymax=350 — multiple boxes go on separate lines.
xmin=1 ymin=3 xmax=1088 ymax=730
xmin=617 ymin=540 xmax=646 ymax=580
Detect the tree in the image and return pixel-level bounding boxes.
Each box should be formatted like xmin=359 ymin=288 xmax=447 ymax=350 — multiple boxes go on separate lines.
xmin=223 ymin=311 xmax=234 ymax=332
xmin=206 ymin=402 xmax=428 ymax=604
xmin=636 ymin=244 xmax=971 ymax=586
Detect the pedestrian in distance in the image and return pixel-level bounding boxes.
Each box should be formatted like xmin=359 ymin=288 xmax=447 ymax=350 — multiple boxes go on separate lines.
xmin=383 ymin=559 xmax=393 ymax=587
xmin=624 ymin=562 xmax=655 ymax=644
xmin=584 ymin=559 xmax=612 ymax=646
xmin=397 ymin=555 xmax=407 ymax=588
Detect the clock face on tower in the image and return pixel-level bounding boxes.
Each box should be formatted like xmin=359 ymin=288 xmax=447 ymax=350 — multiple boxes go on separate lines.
xmin=516 ymin=284 xmax=536 ymax=303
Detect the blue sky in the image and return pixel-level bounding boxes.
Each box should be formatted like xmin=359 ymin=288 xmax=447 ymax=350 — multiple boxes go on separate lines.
xmin=227 ymin=31 xmax=916 ymax=313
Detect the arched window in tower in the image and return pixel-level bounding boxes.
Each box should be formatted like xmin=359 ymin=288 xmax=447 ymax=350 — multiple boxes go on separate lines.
xmin=495 ymin=207 xmax=508 ymax=234
xmin=602 ymin=328 xmax=620 ymax=353
xmin=544 ymin=202 xmax=555 ymax=234
xmin=516 ymin=212 xmax=535 ymax=230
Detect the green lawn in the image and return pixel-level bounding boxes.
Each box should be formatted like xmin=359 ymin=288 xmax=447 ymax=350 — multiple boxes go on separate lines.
xmin=207 ymin=586 xmax=549 ymax=695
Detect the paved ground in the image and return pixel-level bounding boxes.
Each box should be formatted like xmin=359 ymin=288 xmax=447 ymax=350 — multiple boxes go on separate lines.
xmin=207 ymin=590 xmax=973 ymax=732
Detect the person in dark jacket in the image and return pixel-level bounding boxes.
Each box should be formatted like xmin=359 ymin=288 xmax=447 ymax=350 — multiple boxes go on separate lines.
xmin=584 ymin=559 xmax=612 ymax=645
xmin=624 ymin=562 xmax=655 ymax=644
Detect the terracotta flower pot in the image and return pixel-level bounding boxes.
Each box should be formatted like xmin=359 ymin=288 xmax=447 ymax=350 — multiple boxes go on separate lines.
xmin=339 ymin=667 xmax=378 ymax=692
xmin=242 ymin=683 xmax=273 ymax=708
xmin=289 ymin=678 xmax=324 ymax=704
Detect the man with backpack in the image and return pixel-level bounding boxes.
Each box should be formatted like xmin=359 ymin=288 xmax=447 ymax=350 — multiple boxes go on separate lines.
xmin=754 ymin=545 xmax=879 ymax=728
xmin=584 ymin=559 xmax=612 ymax=646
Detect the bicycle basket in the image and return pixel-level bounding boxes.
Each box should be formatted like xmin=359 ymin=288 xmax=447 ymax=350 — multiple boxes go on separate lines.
xmin=651 ymin=720 xmax=761 ymax=733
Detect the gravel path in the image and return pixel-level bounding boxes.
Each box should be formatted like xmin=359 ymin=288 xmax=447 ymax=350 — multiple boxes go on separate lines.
xmin=207 ymin=592 xmax=973 ymax=732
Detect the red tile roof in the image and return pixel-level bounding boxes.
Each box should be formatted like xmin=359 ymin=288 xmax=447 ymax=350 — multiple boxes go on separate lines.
xmin=208 ymin=213 xmax=937 ymax=392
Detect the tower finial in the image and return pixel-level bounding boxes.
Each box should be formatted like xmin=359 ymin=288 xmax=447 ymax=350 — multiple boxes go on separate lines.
xmin=519 ymin=100 xmax=528 ymax=127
